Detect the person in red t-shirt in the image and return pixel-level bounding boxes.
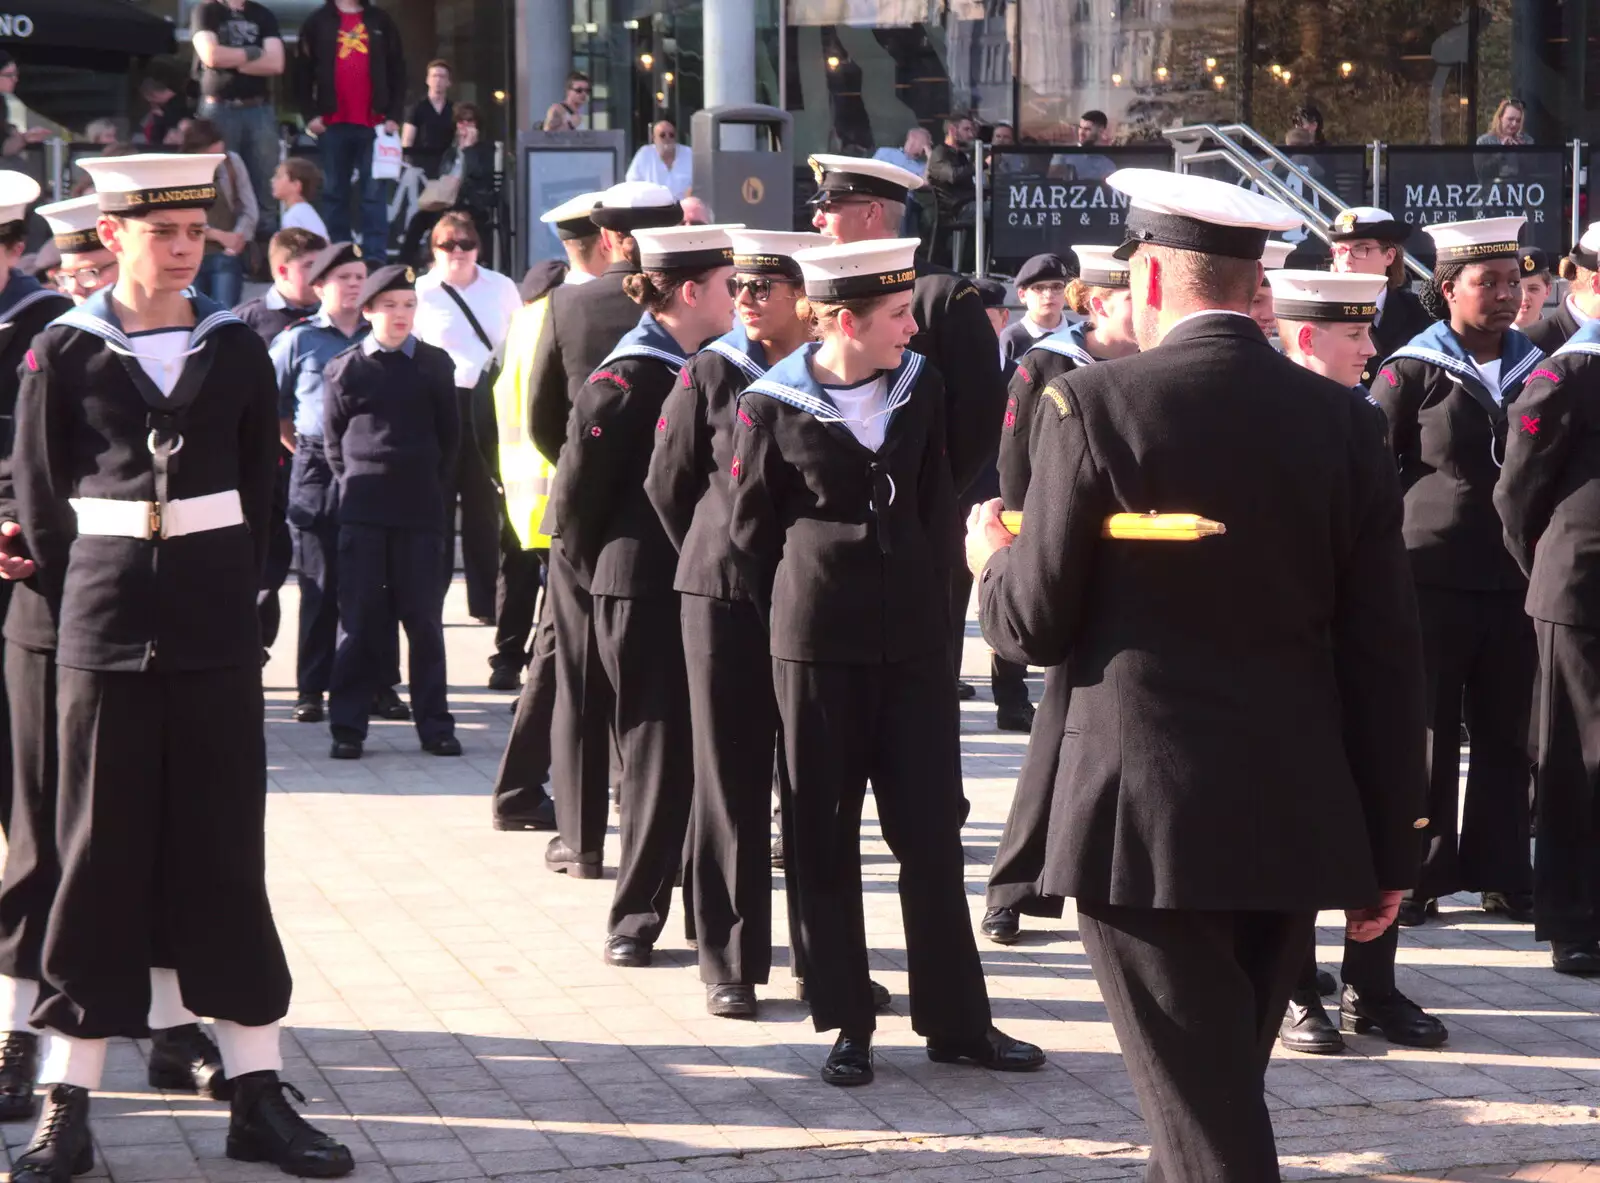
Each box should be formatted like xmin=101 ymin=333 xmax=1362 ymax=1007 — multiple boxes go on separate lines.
xmin=295 ymin=0 xmax=406 ymax=260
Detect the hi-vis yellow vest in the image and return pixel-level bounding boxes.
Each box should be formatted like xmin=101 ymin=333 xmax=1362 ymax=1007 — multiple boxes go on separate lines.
xmin=494 ymin=297 xmax=558 ymax=549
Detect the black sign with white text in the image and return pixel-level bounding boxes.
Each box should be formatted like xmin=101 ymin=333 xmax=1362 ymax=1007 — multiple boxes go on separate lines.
xmin=987 ymin=145 xmax=1173 ymax=269
xmin=1384 ymin=146 xmax=1566 ymax=264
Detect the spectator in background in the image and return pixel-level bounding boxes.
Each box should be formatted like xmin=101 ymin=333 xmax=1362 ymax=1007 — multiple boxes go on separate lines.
xmin=274 ymin=156 xmax=330 ymax=238
xmin=84 ymin=119 xmax=121 ymax=146
xmin=402 ymin=103 xmax=496 ymax=265
xmin=183 ymin=117 xmax=259 ymax=308
xmin=69 ymin=141 xmax=136 ymax=198
xmin=1077 ymin=109 xmax=1110 ymax=147
xmin=403 ymin=59 xmax=455 ymax=179
xmin=192 ymin=0 xmax=286 ymax=236
xmin=872 ymin=126 xmax=932 ymax=178
xmin=543 ymin=71 xmax=590 ymax=132
xmin=625 ymin=120 xmax=693 ymax=201
xmin=926 ymin=114 xmax=977 ymax=266
xmin=1292 ymin=102 xmax=1328 ymax=145
xmin=135 ymin=76 xmax=189 ymax=146
xmin=991 ymin=123 xmax=1015 ymax=146
xmin=679 ymin=195 xmax=710 ymax=225
xmin=297 ymin=0 xmax=408 ymax=262
xmin=0 ymin=52 xmax=51 ymax=157
xmin=1479 ymin=98 xmax=1533 ymax=145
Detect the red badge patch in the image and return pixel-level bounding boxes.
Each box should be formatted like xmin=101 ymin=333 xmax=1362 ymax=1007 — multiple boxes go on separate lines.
xmin=1379 ymin=367 xmax=1397 ymax=386
xmin=1530 ymin=368 xmax=1561 ymax=385
xmin=1520 ymin=414 xmax=1541 ymax=436
xmin=736 ymin=407 xmax=753 ymax=427
xmin=592 ymin=369 xmax=631 ymax=392
xmin=680 ymin=366 xmax=691 ymax=386
xmin=656 ymin=416 xmax=667 ymax=432
xmin=730 ymin=456 xmax=742 ymax=480
xmin=1004 ymin=411 xmax=1017 ymax=428
xmin=1017 ymin=366 xmax=1029 ymax=384
xmin=24 ymin=349 xmax=37 ymax=372
xmin=589 ymin=425 xmax=602 ymax=438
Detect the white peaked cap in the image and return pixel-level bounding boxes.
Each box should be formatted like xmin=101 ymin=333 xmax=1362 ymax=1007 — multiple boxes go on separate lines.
xmin=806 ymin=154 xmax=926 ymax=203
xmin=1260 ymin=240 xmax=1296 ymax=269
xmin=1070 ymin=244 xmax=1130 ymax=288
xmin=0 ymin=171 xmax=39 ymax=225
xmin=1107 ymin=168 xmax=1301 ymax=260
xmin=591 ymin=181 xmax=682 ymax=231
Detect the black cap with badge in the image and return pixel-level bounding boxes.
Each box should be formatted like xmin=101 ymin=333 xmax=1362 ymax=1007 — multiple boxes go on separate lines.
xmin=1517 ymin=246 xmax=1551 ymax=278
xmin=309 ymin=241 xmax=363 ymax=286
xmin=359 ymin=264 xmax=416 ymax=309
xmin=972 ymin=278 xmax=1008 ymax=308
xmin=1014 ymin=253 xmax=1073 ymax=290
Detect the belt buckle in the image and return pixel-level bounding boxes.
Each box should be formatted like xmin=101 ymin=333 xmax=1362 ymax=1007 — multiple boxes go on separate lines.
xmin=148 ymin=502 xmax=162 ymax=540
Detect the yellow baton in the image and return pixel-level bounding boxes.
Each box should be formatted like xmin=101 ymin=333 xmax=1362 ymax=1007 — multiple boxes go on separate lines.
xmin=999 ymin=510 xmax=1227 ymax=540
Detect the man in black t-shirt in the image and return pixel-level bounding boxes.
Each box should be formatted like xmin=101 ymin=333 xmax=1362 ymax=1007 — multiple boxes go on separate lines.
xmin=192 ymin=0 xmax=285 ymax=236
xmin=402 ymin=59 xmax=455 ymax=180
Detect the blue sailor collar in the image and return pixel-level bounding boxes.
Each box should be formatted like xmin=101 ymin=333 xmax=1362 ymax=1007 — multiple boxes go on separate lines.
xmin=702 ymin=326 xmax=768 ymax=381
xmin=1025 ymin=321 xmax=1097 ymax=368
xmin=1553 ymin=317 xmax=1600 ymax=360
xmin=597 ymin=311 xmax=689 ymax=371
xmin=361 ymin=332 xmax=416 ymax=357
xmin=1386 ymin=319 xmax=1543 ymax=407
xmin=742 ymin=342 xmax=926 ymax=426
xmin=0 ymin=271 xmax=63 ymax=327
xmin=57 ymin=287 xmax=244 ymax=353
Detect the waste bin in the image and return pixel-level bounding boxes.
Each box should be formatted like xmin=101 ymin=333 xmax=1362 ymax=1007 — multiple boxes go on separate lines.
xmin=690 ymin=105 xmax=793 ymax=230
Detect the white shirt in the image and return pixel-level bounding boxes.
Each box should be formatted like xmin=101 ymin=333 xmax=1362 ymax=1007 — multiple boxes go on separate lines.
xmin=824 ymin=374 xmax=889 ymax=451
xmin=566 ymin=269 xmax=597 ymax=286
xmin=1473 ymin=357 xmax=1503 ymax=401
xmin=625 ymin=144 xmax=694 ymax=201
xmin=127 ymin=328 xmax=195 ymax=397
xmin=414 ymin=266 xmax=522 ymax=387
xmin=281 ymin=201 xmax=329 ymax=239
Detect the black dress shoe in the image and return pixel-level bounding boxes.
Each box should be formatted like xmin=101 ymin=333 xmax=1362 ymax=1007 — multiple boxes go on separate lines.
xmin=604 ymin=935 xmax=652 ymax=967
xmin=1279 ymin=991 xmax=1344 ymax=1055
xmin=149 ymin=1023 xmax=231 ymax=1100
xmin=706 ymin=984 xmax=757 ymax=1018
xmin=821 ymin=1032 xmax=873 ymax=1086
xmin=926 ymin=1026 xmax=1046 ymax=1071
xmin=328 ymin=739 xmax=362 ymax=760
xmin=980 ymin=906 xmax=1021 ymax=944
xmin=291 ymin=696 xmax=325 ymax=724
xmin=956 ymin=680 xmax=976 ymax=701
xmin=226 ymin=1072 xmax=353 ymax=1178
xmin=1315 ymin=968 xmax=1338 ymax=998
xmin=770 ymin=836 xmax=785 ymax=869
xmin=493 ymin=797 xmax=556 ymax=831
xmin=11 ymin=1083 xmax=92 ymax=1183
xmin=421 ymin=735 xmax=462 ymax=756
xmin=0 ymin=1030 xmax=38 ymax=1121
xmin=1551 ymin=940 xmax=1600 ymax=975
xmin=995 ymin=703 xmax=1035 ymax=732
xmin=487 ymin=667 xmax=520 ymax=692
xmin=372 ymin=687 xmax=411 ymax=721
xmin=1481 ymin=890 xmax=1535 ymax=923
xmin=1396 ymin=896 xmax=1437 ymax=926
xmin=794 ymin=978 xmax=892 ymax=1010
xmin=545 ymin=837 xmax=602 ymax=879
xmin=1339 ymin=985 xmax=1448 ymax=1048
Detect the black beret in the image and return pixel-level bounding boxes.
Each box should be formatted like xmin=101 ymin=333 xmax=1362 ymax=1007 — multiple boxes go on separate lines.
xmin=1517 ymin=246 xmax=1551 ymax=277
xmin=308 ymin=241 xmax=363 ymax=285
xmin=520 ymin=259 xmax=569 ymax=304
xmin=359 ymin=263 xmax=416 ymax=308
xmin=972 ymin=278 xmax=1009 ymax=308
xmin=1014 ymin=253 xmax=1073 ymax=288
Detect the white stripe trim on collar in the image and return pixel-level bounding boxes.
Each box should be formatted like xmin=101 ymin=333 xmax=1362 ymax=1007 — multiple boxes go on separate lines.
xmin=598 ymin=344 xmax=687 ymax=371
xmin=1389 ymin=347 xmax=1500 ymax=397
xmin=1554 ymin=341 xmax=1600 ymax=360
xmin=1501 ymin=346 xmax=1542 ymax=389
xmin=56 ymin=306 xmax=243 ymax=353
xmin=705 ymin=338 xmax=765 ymax=380
xmin=749 ymin=354 xmax=924 ymax=425
xmin=0 ymin=288 xmax=66 ymax=330
xmin=1027 ymin=336 xmax=1095 ymax=368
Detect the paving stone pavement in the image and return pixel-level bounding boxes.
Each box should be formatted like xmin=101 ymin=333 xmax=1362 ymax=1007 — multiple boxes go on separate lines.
xmin=2 ymin=583 xmax=1596 ymax=1182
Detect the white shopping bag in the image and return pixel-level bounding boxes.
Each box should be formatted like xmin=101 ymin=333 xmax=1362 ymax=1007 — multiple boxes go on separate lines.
xmin=372 ymin=127 xmax=403 ymax=180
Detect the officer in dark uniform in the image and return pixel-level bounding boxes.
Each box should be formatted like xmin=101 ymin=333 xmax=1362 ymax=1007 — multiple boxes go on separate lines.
xmin=1495 ymin=320 xmax=1600 ymax=976
xmin=973 ymin=169 xmax=1427 ymax=1178
xmin=1326 ymin=207 xmax=1435 ymax=388
xmin=981 ymin=243 xmax=1136 ymax=946
xmin=1371 ymin=216 xmax=1543 ymax=931
xmin=1526 ymin=222 xmax=1600 ymax=354
xmin=324 ymin=265 xmax=462 ymax=761
xmin=525 ymin=181 xmax=682 ymax=879
xmin=807 ymin=155 xmax=1006 ymax=710
xmin=9 ymin=151 xmax=351 ymax=1181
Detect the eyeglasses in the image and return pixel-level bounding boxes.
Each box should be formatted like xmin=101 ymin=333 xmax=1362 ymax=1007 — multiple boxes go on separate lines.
xmin=435 ymin=239 xmax=478 ymax=253
xmin=56 ymin=265 xmax=112 ymax=291
xmin=812 ymin=196 xmax=871 ymax=214
xmin=727 ymin=276 xmax=791 ymax=301
xmin=0 ymin=69 xmax=18 ymax=81
xmin=1026 ymin=281 xmax=1067 ymax=295
xmin=1330 ymin=243 xmax=1379 ymax=260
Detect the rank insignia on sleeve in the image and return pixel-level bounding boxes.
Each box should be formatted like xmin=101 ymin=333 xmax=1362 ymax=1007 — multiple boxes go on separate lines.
xmin=1017 ymin=366 xmax=1030 ymax=384
xmin=730 ymin=456 xmax=742 ymax=480
xmin=1529 ymin=368 xmax=1560 ymax=386
xmin=1043 ymin=380 xmax=1071 ymax=418
xmin=1520 ymin=414 xmax=1540 ymax=436
xmin=736 ymin=406 xmax=753 ymax=426
xmin=24 ymin=349 xmax=36 ymax=372
xmin=589 ymin=425 xmax=602 ymax=438
xmin=681 ymin=366 xmax=692 ymax=386
xmin=1379 ymin=367 xmax=1397 ymax=387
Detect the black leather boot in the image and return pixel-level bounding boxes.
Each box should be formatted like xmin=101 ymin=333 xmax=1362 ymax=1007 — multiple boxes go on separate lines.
xmin=11 ymin=1084 xmax=92 ymax=1182
xmin=226 ymin=1072 xmax=354 ymax=1178
xmin=148 ymin=1023 xmax=231 ymax=1100
xmin=0 ymin=1030 xmax=39 ymax=1121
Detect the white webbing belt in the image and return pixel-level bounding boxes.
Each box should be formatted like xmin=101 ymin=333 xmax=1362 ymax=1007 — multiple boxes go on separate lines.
xmin=69 ymin=489 xmax=244 ymax=540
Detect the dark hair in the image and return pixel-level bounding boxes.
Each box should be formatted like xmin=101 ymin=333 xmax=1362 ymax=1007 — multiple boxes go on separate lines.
xmin=565 ymin=70 xmax=590 ymax=89
xmin=269 ymin=227 xmax=327 ymax=270
xmin=278 ymin=156 xmax=322 ymax=203
xmin=455 ymin=103 xmax=480 ymax=126
xmin=622 ymin=268 xmax=716 ymax=315
xmin=1080 ymin=110 xmax=1108 ymax=129
xmin=426 ymin=58 xmax=451 ymax=75
xmin=1419 ymin=261 xmax=1464 ymax=321
xmin=0 ymin=218 xmax=27 ymax=250
xmin=432 ymin=209 xmax=480 ymax=248
xmin=181 ymin=117 xmax=224 ymax=153
xmin=1558 ymin=256 xmax=1591 ymax=283
xmin=140 ymin=75 xmax=173 ymax=100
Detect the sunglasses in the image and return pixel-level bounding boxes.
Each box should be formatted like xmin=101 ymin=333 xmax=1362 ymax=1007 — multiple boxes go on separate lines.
xmin=570 ymin=86 xmax=590 ymax=95
xmin=812 ymin=196 xmax=871 ymax=213
xmin=727 ymin=277 xmax=792 ymax=301
xmin=435 ymin=239 xmax=478 ymax=253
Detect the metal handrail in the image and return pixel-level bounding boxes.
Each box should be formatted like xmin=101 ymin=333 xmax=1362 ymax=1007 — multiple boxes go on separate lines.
xmin=1165 ymin=122 xmax=1433 ymax=282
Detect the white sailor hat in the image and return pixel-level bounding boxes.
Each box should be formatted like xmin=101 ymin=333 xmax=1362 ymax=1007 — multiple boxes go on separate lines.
xmin=1330 ymin=206 xmax=1409 ymax=243
xmin=37 ymin=194 xmax=103 ymax=255
xmin=0 ymin=171 xmax=38 ymax=225
xmin=539 ymin=190 xmax=605 ymax=240
xmin=79 ymin=152 xmax=222 ymax=217
xmin=806 ymin=154 xmax=925 ymax=206
xmin=589 ymin=181 xmax=682 ymax=233
xmin=792 ymin=237 xmax=920 ymax=300
xmin=1266 ymin=270 xmax=1387 ymax=323
xmin=1567 ymin=220 xmax=1600 ymax=271
xmin=728 ymin=230 xmax=831 ymax=278
xmin=1069 ymin=244 xmax=1129 ymax=289
xmin=1107 ymin=168 xmax=1301 ymax=261
xmin=632 ymin=224 xmax=739 ymax=272
xmin=1421 ymin=216 xmax=1524 ymax=266
xmin=1260 ymin=239 xmax=1295 ymax=269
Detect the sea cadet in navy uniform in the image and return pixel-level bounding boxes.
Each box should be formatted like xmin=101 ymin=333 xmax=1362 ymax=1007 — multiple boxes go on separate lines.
xmin=1371 ymin=217 xmax=1543 ymax=931
xmin=972 ymin=169 xmax=1426 ymax=1178
xmin=323 ymin=265 xmax=462 ymax=760
xmin=8 ymin=152 xmax=351 ymax=1181
xmin=643 ymin=228 xmax=824 ymax=1017
xmin=996 ymin=252 xmax=1072 ymax=366
xmin=551 ymin=224 xmax=738 ymax=967
xmin=1246 ymin=239 xmax=1295 ymax=345
xmin=1325 ymin=207 xmax=1434 ymax=388
xmin=1523 ymin=221 xmax=1600 ymax=354
xmin=1495 ymin=320 xmax=1600 ymax=977
xmin=528 ymin=181 xmax=682 ymax=881
xmin=729 ymin=237 xmax=1045 ymax=1087
xmin=981 ymin=243 xmax=1136 ymax=947
xmin=1269 ymin=268 xmax=1450 ymax=1056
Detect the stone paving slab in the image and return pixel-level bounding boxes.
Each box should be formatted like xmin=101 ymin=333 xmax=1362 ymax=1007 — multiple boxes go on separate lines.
xmin=2 ymin=584 xmax=1597 ymax=1181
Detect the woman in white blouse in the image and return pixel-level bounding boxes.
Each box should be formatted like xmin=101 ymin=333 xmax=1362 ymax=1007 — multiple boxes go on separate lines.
xmin=414 ymin=211 xmax=523 ymax=624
